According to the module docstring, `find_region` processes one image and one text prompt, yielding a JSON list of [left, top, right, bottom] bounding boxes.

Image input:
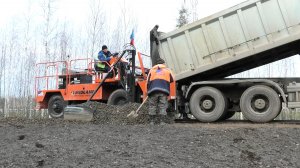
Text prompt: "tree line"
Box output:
[[0, 0, 140, 118]]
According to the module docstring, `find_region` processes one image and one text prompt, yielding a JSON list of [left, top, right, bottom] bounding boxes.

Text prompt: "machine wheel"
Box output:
[[189, 87, 227, 122], [48, 95, 67, 118], [240, 85, 281, 123], [107, 89, 129, 106]]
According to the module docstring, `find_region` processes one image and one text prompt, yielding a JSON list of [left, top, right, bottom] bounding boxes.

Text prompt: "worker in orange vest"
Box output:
[[147, 58, 174, 125]]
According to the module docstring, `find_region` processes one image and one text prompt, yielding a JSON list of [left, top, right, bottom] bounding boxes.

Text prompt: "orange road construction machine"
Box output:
[[34, 44, 176, 121]]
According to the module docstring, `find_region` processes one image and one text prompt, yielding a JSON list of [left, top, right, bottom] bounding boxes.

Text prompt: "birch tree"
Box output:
[[116, 0, 138, 49], [87, 0, 106, 58], [188, 0, 198, 22], [0, 33, 7, 116], [41, 0, 58, 61]]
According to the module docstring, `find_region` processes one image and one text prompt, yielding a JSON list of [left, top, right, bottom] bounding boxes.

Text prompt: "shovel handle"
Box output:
[[135, 96, 148, 114]]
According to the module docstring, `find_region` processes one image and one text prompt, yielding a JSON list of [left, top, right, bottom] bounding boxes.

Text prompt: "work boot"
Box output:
[[159, 115, 168, 126], [149, 115, 155, 125]]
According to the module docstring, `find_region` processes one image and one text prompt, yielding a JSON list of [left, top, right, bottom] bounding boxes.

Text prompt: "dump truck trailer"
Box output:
[[156, 0, 300, 122]]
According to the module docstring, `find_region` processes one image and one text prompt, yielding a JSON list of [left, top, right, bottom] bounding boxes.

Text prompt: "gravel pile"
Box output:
[[0, 101, 175, 125], [88, 101, 175, 125]]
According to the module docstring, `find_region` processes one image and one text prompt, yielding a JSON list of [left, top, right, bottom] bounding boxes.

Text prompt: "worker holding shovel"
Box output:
[[147, 58, 174, 125]]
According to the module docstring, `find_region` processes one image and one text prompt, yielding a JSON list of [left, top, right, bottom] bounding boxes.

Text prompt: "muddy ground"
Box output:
[[0, 101, 299, 167], [0, 117, 299, 168]]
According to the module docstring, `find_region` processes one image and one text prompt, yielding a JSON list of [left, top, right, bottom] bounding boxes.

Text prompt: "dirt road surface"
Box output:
[[0, 118, 299, 168]]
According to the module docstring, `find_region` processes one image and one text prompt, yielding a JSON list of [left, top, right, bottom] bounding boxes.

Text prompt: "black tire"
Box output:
[[107, 89, 129, 105], [189, 87, 228, 122], [48, 95, 67, 118], [240, 85, 281, 123]]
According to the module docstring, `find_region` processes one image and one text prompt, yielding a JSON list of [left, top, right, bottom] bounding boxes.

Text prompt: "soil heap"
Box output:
[[88, 101, 175, 125]]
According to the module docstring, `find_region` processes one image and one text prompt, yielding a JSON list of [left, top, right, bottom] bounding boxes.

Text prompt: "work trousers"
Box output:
[[148, 92, 168, 116]]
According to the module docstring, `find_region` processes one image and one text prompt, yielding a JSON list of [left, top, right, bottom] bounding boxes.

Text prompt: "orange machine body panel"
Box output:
[[35, 52, 175, 109]]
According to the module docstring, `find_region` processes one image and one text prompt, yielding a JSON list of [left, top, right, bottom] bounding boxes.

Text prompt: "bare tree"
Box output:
[[120, 0, 129, 45], [86, 0, 106, 59], [0, 33, 7, 116], [189, 0, 198, 22], [73, 28, 88, 59], [41, 0, 58, 61], [59, 22, 70, 60], [117, 0, 138, 48], [109, 18, 122, 51], [0, 21, 21, 117]]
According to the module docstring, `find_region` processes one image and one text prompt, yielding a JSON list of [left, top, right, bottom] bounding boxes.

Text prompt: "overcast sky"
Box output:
[[0, 0, 299, 79], [0, 0, 247, 32]]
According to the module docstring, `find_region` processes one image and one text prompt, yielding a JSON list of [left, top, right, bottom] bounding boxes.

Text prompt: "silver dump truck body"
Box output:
[[154, 0, 300, 123], [158, 0, 300, 82]]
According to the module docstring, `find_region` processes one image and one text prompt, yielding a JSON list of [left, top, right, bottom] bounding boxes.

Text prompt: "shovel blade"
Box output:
[[132, 113, 139, 118], [127, 110, 139, 118], [63, 105, 94, 122]]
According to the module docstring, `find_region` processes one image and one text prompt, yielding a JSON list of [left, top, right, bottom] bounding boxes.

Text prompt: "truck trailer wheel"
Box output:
[[189, 87, 227, 122], [240, 85, 281, 123], [48, 95, 67, 118], [107, 89, 129, 105]]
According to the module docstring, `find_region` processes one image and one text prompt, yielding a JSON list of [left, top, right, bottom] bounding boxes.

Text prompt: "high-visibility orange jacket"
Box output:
[[147, 64, 174, 96]]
